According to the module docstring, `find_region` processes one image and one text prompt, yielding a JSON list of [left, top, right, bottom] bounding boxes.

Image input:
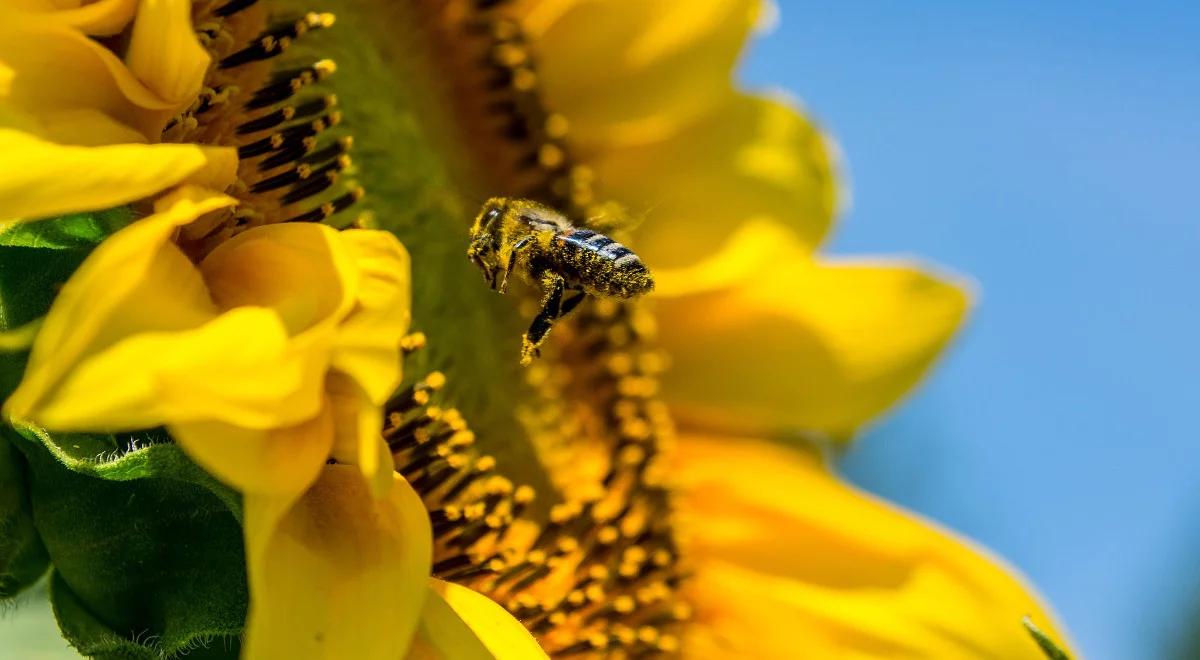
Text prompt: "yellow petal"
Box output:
[[6, 187, 321, 436], [0, 62, 12, 96], [200, 222, 358, 338], [527, 0, 763, 149], [20, 306, 305, 430], [0, 17, 182, 140], [243, 466, 432, 660], [27, 109, 151, 146], [327, 372, 392, 499], [408, 580, 549, 660], [124, 0, 210, 119], [331, 229, 412, 404], [596, 94, 838, 270], [671, 435, 1072, 658], [171, 402, 334, 497], [6, 187, 232, 423], [0, 129, 236, 222], [655, 221, 971, 439], [3, 0, 139, 35]]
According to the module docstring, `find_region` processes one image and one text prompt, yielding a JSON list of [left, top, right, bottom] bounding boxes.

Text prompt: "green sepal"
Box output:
[[1023, 616, 1071, 660], [0, 207, 134, 250], [12, 424, 241, 521], [0, 207, 132, 401], [51, 573, 240, 660], [0, 431, 49, 598], [0, 243, 93, 399], [19, 437, 247, 659]]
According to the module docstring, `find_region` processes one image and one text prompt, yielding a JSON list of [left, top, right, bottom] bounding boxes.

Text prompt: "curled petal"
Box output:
[[3, 0, 139, 35], [0, 129, 236, 222], [171, 404, 334, 498], [21, 306, 303, 431], [0, 18, 184, 140], [409, 579, 549, 659], [327, 372, 392, 499], [200, 222, 358, 338], [6, 187, 320, 434], [7, 187, 231, 424], [655, 221, 971, 439], [671, 435, 1072, 658], [331, 229, 412, 404], [243, 467, 432, 660], [527, 0, 763, 149], [125, 0, 210, 119], [597, 94, 838, 270]]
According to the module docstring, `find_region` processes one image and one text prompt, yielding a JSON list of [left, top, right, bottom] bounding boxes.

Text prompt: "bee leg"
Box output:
[[521, 271, 565, 365], [556, 289, 588, 319], [499, 236, 534, 294]]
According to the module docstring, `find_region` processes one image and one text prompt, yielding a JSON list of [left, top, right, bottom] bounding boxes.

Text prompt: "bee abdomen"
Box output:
[[554, 229, 653, 298]]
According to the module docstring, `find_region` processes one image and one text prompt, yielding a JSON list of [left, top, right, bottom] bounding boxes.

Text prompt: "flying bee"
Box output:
[[467, 197, 654, 365]]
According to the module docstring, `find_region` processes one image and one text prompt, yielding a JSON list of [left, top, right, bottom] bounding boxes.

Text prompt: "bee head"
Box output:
[[468, 198, 508, 287]]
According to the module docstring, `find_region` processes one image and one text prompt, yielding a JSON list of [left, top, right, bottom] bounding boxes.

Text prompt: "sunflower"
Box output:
[[0, 0, 1071, 658]]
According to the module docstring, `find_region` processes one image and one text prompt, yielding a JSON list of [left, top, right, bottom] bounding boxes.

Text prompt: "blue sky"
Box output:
[[740, 2, 1200, 658]]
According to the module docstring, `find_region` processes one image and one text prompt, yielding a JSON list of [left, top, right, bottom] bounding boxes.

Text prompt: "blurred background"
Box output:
[[740, 1, 1198, 658], [4, 1, 1197, 658]]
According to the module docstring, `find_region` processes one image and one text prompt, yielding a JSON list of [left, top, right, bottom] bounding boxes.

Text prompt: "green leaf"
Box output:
[[1023, 616, 1071, 660], [19, 438, 247, 659], [0, 207, 134, 250], [0, 431, 48, 598]]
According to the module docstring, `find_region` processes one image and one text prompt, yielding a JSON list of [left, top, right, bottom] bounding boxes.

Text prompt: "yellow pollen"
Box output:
[[544, 114, 569, 139], [492, 43, 527, 67], [424, 370, 447, 389], [514, 485, 536, 504], [512, 68, 538, 91], [658, 634, 680, 652], [587, 632, 609, 650], [538, 143, 565, 169], [637, 626, 659, 644]]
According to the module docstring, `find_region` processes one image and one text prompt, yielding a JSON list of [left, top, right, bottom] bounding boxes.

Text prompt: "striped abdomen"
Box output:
[[550, 229, 653, 298]]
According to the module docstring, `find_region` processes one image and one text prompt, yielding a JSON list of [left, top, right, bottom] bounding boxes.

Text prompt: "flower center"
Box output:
[[167, 1, 363, 249], [395, 331, 688, 656], [398, 2, 692, 653]]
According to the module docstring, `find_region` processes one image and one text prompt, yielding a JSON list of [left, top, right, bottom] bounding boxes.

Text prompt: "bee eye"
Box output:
[[483, 207, 501, 228]]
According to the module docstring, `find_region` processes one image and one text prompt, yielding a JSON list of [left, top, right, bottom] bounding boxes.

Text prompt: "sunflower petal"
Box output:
[[5, 186, 326, 438], [19, 306, 306, 430], [671, 435, 1072, 658], [331, 229, 412, 404], [243, 466, 432, 660], [408, 579, 549, 660], [6, 187, 232, 423], [528, 0, 763, 149], [171, 404, 334, 498], [200, 222, 358, 338], [0, 18, 182, 140], [0, 129, 236, 222], [326, 372, 392, 499], [124, 0, 210, 118], [655, 221, 971, 439], [5, 0, 139, 35], [596, 94, 838, 270]]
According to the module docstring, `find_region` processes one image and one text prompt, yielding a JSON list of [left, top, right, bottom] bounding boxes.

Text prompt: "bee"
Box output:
[[467, 197, 654, 365]]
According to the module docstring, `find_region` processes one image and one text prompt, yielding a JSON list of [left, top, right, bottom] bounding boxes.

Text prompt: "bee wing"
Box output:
[[582, 200, 650, 234]]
